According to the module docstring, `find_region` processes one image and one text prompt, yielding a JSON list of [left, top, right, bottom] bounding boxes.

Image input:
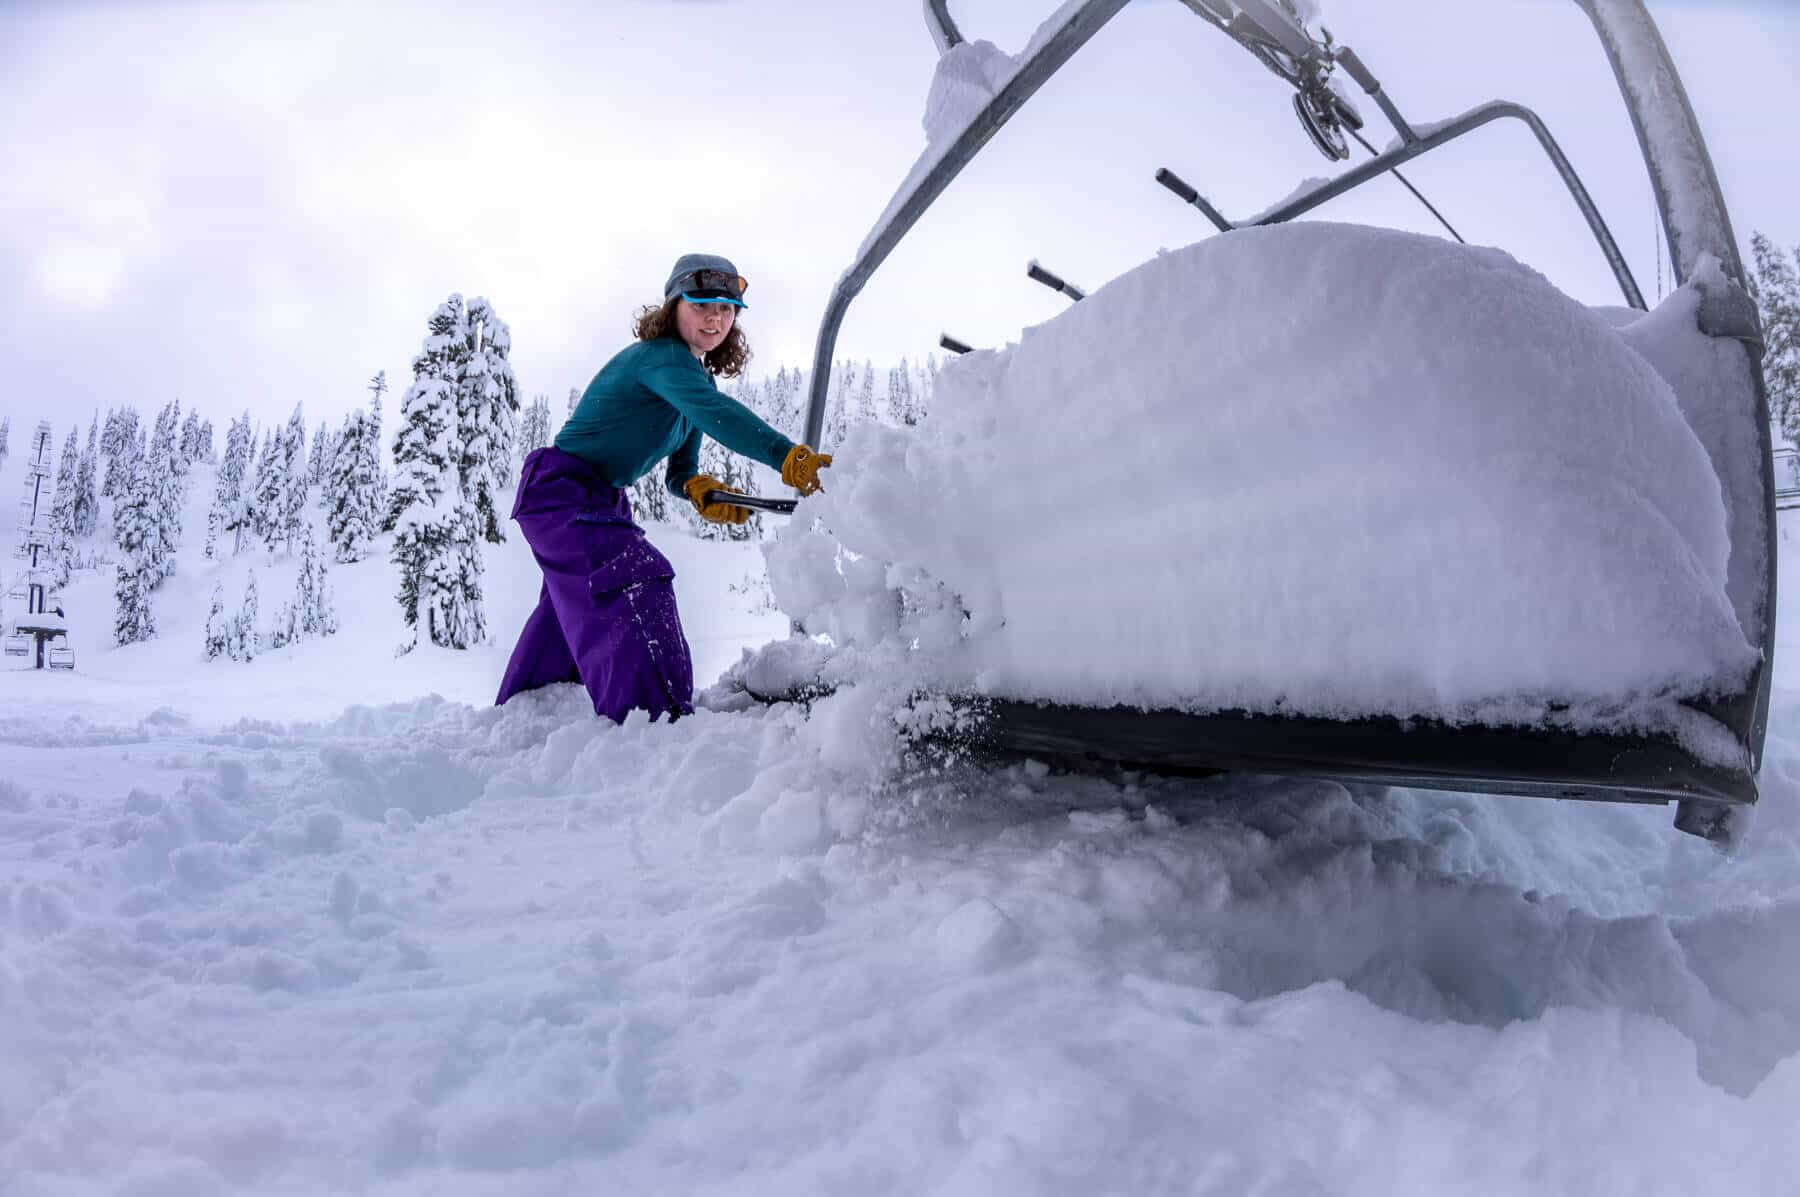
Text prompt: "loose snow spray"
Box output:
[[758, 223, 1755, 759]]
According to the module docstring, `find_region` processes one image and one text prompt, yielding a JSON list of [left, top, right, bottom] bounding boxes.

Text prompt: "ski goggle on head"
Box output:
[[675, 268, 749, 308]]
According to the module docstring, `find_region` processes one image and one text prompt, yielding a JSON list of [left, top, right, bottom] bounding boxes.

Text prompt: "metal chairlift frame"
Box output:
[[799, 0, 1776, 840]]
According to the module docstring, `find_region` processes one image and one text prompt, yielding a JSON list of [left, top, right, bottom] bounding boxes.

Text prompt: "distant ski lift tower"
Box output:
[[4, 420, 74, 670]]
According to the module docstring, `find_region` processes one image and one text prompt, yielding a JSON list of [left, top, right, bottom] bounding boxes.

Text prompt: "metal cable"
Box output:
[[1347, 127, 1465, 244]]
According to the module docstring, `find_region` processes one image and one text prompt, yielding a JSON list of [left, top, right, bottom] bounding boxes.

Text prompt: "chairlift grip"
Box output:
[[1155, 168, 1233, 232], [1334, 46, 1417, 143], [1027, 261, 1087, 301]]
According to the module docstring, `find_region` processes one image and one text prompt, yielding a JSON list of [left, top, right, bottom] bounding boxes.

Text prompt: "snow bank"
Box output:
[[7, 665, 1800, 1193], [767, 223, 1756, 744]]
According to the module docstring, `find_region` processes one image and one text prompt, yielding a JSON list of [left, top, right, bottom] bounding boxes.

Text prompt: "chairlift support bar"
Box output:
[[805, 0, 1133, 446], [1158, 101, 1640, 308]]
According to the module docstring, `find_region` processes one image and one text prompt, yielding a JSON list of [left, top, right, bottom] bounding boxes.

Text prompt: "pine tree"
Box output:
[[204, 583, 230, 661], [249, 428, 283, 551], [1750, 232, 1800, 446], [145, 400, 185, 582], [112, 456, 157, 645], [72, 416, 100, 539], [460, 296, 518, 544], [206, 414, 253, 560], [326, 409, 379, 563], [517, 394, 552, 465], [0, 416, 8, 471], [278, 406, 307, 552], [367, 371, 389, 519], [101, 407, 140, 501], [295, 522, 338, 638], [391, 298, 485, 651], [179, 409, 205, 463], [46, 427, 80, 585], [234, 571, 260, 662], [890, 357, 919, 426], [308, 420, 332, 490], [566, 386, 580, 419]]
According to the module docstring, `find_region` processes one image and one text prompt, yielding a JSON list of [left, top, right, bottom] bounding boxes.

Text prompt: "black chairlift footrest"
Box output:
[[940, 698, 1757, 811]]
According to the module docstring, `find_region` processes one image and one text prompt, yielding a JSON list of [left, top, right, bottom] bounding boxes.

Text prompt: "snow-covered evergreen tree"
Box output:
[[517, 394, 553, 465], [277, 406, 308, 552], [268, 599, 297, 651], [203, 583, 229, 661], [0, 417, 8, 471], [46, 427, 80, 585], [566, 386, 580, 419], [460, 296, 518, 544], [391, 298, 485, 651], [145, 400, 185, 582], [295, 522, 338, 638], [101, 407, 140, 501], [234, 571, 260, 662], [112, 457, 157, 645], [249, 428, 283, 551], [368, 370, 388, 516], [326, 409, 380, 562], [206, 413, 253, 560], [72, 416, 100, 539], [179, 409, 206, 464], [889, 357, 921, 426], [308, 420, 332, 490], [1751, 232, 1800, 445]]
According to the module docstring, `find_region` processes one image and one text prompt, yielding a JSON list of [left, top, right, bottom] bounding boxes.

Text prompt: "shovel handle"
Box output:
[[702, 489, 798, 515]]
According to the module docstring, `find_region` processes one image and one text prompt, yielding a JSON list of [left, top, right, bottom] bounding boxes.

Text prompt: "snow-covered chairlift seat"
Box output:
[[796, 0, 1774, 840]]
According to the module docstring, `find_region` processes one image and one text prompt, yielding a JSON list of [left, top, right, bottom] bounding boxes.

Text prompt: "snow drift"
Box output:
[[765, 223, 1756, 743]]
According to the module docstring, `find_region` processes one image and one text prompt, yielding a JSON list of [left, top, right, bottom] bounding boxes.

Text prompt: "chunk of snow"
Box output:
[[770, 223, 1755, 750]]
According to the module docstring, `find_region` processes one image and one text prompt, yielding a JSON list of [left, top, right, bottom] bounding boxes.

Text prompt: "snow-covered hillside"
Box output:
[[4, 445, 1800, 1193]]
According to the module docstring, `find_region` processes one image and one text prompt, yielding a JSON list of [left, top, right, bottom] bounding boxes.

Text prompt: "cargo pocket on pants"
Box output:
[[588, 538, 687, 714]]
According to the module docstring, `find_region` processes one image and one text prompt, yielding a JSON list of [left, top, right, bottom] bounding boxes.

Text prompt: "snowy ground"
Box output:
[[4, 460, 1800, 1194]]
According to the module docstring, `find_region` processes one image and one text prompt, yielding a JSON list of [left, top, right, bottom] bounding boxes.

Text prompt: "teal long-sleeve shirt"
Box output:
[[554, 338, 793, 497]]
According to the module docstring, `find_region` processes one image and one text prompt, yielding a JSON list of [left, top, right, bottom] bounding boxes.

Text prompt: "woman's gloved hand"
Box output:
[[683, 474, 751, 525], [781, 444, 833, 496]]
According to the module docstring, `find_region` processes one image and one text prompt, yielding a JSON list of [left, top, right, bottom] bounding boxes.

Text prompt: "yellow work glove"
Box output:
[[781, 444, 833, 496], [683, 474, 751, 525]]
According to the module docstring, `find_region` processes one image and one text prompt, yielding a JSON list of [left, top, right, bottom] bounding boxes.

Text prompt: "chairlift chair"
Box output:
[[46, 636, 74, 671], [797, 0, 1775, 841]]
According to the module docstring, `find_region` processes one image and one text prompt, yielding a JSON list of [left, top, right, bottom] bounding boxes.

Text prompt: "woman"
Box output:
[[495, 253, 831, 722]]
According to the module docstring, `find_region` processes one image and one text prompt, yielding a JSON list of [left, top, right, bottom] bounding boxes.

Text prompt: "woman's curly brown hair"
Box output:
[[633, 297, 752, 378]]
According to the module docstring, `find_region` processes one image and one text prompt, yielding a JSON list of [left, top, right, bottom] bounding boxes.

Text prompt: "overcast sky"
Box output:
[[2, 0, 1796, 442]]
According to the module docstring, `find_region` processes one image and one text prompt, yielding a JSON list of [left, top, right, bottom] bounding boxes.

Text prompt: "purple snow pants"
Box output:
[[495, 447, 694, 722]]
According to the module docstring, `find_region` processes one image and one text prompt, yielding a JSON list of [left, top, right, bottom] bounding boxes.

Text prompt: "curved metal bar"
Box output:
[[924, 0, 964, 52], [805, 0, 1133, 447], [1574, 0, 1775, 776], [1246, 99, 1646, 311]]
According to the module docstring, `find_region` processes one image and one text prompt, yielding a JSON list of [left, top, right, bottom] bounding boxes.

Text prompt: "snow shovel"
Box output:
[[702, 489, 798, 515]]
